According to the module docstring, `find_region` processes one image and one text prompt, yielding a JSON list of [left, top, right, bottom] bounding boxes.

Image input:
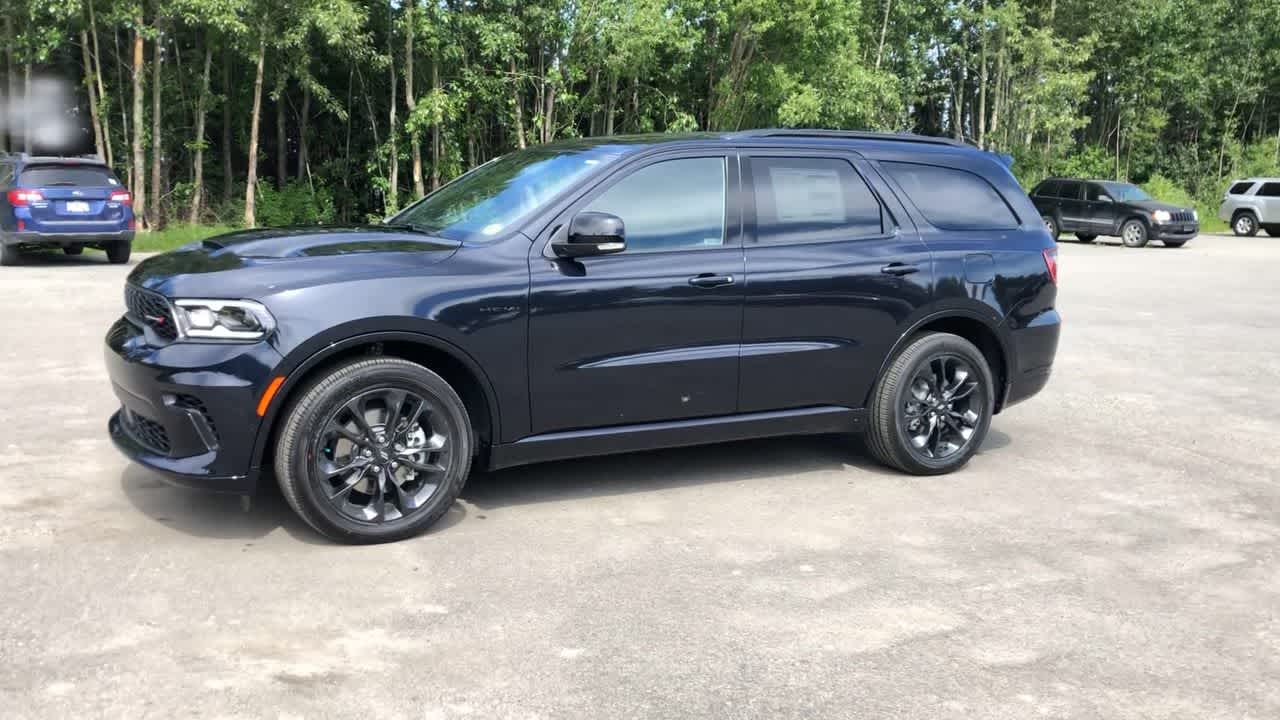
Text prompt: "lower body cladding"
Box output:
[[2, 229, 134, 249], [105, 316, 282, 493]]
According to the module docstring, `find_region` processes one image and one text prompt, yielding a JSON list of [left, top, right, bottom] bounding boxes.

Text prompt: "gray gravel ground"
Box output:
[[0, 233, 1277, 719]]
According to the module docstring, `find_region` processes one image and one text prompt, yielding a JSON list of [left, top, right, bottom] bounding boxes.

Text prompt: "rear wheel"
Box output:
[[865, 332, 994, 475], [1075, 233, 1097, 243], [0, 244, 21, 266], [274, 357, 474, 544], [1232, 212, 1259, 237], [105, 241, 131, 264], [1120, 219, 1149, 248], [1042, 215, 1060, 242]]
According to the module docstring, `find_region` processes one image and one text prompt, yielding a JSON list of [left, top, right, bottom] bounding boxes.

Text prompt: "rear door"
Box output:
[[18, 163, 128, 233], [1257, 181, 1280, 223], [1056, 180, 1085, 231], [738, 150, 931, 413]]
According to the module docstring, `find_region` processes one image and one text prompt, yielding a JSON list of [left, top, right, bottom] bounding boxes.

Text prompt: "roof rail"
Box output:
[[726, 128, 966, 148]]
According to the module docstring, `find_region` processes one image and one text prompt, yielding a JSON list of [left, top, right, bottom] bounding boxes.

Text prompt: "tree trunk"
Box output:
[[87, 0, 113, 166], [130, 22, 146, 226], [976, 0, 988, 149], [605, 73, 616, 135], [388, 50, 399, 213], [188, 44, 212, 225], [1, 12, 12, 153], [431, 62, 441, 190], [79, 30, 105, 160], [875, 0, 892, 70], [22, 64, 30, 153], [404, 0, 424, 199], [274, 74, 287, 188], [989, 41, 1004, 147], [149, 26, 163, 229], [222, 49, 234, 203], [244, 36, 265, 228], [511, 58, 526, 149], [297, 84, 310, 181]]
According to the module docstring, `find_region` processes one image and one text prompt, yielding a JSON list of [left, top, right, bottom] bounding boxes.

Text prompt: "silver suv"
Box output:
[[1218, 179, 1280, 236]]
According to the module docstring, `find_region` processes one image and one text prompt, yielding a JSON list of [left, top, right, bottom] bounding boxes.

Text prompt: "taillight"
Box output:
[[109, 190, 132, 205], [6, 189, 45, 207], [1042, 247, 1058, 285]]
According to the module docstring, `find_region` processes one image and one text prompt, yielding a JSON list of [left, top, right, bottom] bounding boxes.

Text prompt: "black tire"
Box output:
[[864, 332, 995, 476], [1042, 215, 1060, 242], [105, 241, 131, 264], [1232, 212, 1259, 237], [63, 245, 84, 255], [1264, 225, 1280, 237], [1162, 239, 1189, 248], [274, 357, 473, 544], [0, 243, 21, 266], [1120, 218, 1149, 248], [1075, 233, 1097, 243]]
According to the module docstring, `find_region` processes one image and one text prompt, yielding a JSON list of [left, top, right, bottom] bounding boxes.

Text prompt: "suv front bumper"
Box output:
[[1150, 222, 1198, 241], [104, 316, 282, 493]]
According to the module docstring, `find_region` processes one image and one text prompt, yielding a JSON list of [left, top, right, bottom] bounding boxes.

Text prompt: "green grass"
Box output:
[[132, 224, 239, 253]]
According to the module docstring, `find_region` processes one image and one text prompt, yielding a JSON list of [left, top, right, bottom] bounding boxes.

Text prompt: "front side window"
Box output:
[[751, 156, 884, 243], [1100, 182, 1152, 203], [1086, 184, 1111, 202], [881, 162, 1019, 230], [390, 145, 623, 242], [1228, 181, 1256, 196], [1258, 182, 1280, 197], [583, 157, 726, 252]]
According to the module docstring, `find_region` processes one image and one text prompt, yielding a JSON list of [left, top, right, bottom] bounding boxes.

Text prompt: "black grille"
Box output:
[[122, 408, 171, 455], [171, 393, 219, 447], [1170, 210, 1196, 223], [124, 285, 178, 341]]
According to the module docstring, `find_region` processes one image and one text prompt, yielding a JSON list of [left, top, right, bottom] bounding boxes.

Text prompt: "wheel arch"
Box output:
[[250, 329, 502, 479], [871, 310, 1013, 414]]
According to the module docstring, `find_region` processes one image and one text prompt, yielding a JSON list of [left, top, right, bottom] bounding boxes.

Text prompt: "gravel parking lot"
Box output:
[[1, 234, 1277, 719]]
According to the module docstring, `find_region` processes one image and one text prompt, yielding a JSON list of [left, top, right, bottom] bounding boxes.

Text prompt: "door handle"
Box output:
[[688, 274, 735, 288], [880, 263, 919, 277]]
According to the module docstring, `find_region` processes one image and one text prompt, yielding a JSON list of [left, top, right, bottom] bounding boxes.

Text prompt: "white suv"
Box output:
[[1219, 179, 1280, 236]]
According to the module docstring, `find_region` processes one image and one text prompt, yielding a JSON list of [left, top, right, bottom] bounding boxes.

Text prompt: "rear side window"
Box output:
[[1035, 180, 1061, 198], [1258, 182, 1280, 197], [0, 163, 13, 187], [881, 162, 1020, 230], [18, 164, 120, 187], [1228, 181, 1256, 195], [750, 156, 884, 243]]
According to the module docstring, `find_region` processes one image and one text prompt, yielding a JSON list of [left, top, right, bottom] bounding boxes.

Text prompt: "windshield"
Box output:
[[1102, 182, 1151, 203], [388, 146, 622, 241]]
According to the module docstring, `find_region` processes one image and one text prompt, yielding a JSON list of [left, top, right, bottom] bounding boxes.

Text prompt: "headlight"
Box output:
[[1192, 210, 1199, 221], [172, 299, 276, 340], [1152, 210, 1172, 223]]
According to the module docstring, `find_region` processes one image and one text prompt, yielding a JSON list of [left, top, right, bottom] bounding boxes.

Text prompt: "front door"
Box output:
[[1084, 183, 1118, 233], [738, 152, 933, 413], [527, 153, 745, 434]]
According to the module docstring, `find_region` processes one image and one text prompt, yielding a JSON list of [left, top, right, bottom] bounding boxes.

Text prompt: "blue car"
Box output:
[[0, 153, 135, 265]]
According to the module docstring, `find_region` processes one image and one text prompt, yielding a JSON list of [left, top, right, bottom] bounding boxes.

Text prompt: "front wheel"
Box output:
[[1042, 215, 1060, 242], [1075, 233, 1097, 243], [1163, 239, 1189, 248], [864, 332, 995, 475], [0, 244, 20, 266], [1263, 225, 1280, 237], [274, 357, 474, 544], [1120, 219, 1149, 248]]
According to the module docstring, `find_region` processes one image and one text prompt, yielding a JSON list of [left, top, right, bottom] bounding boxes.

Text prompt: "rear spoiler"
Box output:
[[990, 151, 1014, 168]]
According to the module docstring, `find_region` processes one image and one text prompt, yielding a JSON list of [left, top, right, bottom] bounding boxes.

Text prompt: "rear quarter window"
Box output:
[[881, 161, 1020, 230], [18, 164, 120, 187], [1228, 181, 1256, 195]]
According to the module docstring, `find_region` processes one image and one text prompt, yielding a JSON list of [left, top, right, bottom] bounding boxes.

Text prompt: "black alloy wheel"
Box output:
[[899, 354, 985, 461]]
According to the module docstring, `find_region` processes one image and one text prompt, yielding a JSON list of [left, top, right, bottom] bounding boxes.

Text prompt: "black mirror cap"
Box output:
[[553, 212, 626, 257]]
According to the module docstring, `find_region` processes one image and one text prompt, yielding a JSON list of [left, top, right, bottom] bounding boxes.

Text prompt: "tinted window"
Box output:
[[1258, 182, 1280, 197], [584, 157, 726, 252], [751, 157, 883, 243], [1086, 184, 1111, 202], [1057, 181, 1082, 200], [0, 163, 13, 187], [1035, 180, 1061, 198], [881, 162, 1019, 230], [19, 164, 120, 187], [1228, 181, 1256, 196]]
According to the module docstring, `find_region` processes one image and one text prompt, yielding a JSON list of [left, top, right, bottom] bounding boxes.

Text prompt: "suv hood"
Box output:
[[128, 226, 461, 298], [1127, 199, 1193, 214]]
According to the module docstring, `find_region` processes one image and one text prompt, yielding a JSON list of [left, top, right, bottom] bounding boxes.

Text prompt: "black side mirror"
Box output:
[[551, 212, 626, 258]]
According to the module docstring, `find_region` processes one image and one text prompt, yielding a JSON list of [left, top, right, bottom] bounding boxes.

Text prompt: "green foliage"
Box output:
[[133, 224, 239, 252], [254, 180, 335, 227]]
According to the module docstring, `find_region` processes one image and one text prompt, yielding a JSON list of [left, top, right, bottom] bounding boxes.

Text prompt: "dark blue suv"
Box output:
[[0, 154, 135, 265], [104, 130, 1060, 544]]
